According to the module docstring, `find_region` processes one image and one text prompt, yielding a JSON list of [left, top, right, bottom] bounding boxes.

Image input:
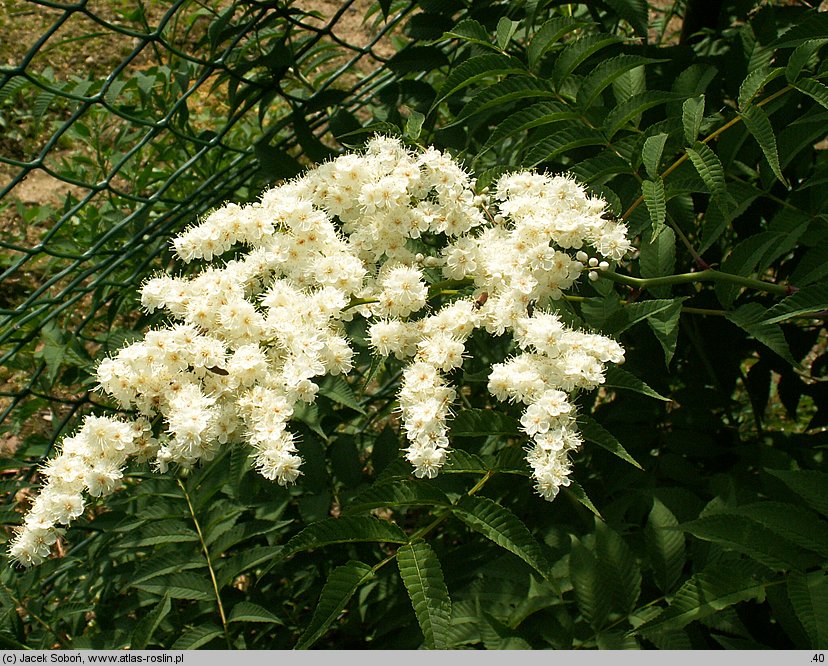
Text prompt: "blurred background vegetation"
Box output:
[[0, 0, 826, 650]]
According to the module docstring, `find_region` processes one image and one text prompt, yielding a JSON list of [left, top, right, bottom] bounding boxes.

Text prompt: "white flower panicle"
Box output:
[[11, 137, 630, 566]]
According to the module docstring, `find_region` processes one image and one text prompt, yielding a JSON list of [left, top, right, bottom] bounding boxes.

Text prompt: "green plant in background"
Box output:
[[1, 0, 827, 651]]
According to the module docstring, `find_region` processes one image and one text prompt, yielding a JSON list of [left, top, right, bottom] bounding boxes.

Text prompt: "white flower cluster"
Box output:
[[10, 137, 630, 566]]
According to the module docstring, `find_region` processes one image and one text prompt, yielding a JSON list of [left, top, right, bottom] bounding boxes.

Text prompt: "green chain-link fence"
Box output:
[[0, 0, 418, 456]]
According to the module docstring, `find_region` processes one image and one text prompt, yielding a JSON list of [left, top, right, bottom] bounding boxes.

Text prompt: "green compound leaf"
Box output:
[[397, 542, 452, 649], [440, 19, 496, 50], [404, 110, 425, 141], [766, 469, 828, 518], [726, 303, 798, 366], [496, 17, 518, 50], [131, 573, 214, 601], [682, 95, 705, 145], [285, 516, 408, 556], [577, 55, 665, 108], [762, 283, 828, 324], [645, 499, 685, 594], [228, 601, 283, 625], [525, 126, 606, 166], [715, 230, 791, 308], [480, 101, 579, 155], [603, 365, 669, 402], [569, 150, 632, 183], [171, 624, 223, 650], [738, 66, 784, 110], [131, 594, 171, 649], [296, 561, 374, 649], [527, 16, 591, 70], [727, 502, 828, 556], [641, 178, 666, 238], [635, 562, 768, 636], [570, 537, 610, 629], [578, 414, 642, 469], [680, 513, 820, 571], [595, 520, 641, 614], [318, 375, 365, 413], [642, 132, 669, 180], [553, 33, 624, 85], [564, 480, 602, 518], [452, 495, 552, 579], [432, 54, 525, 107], [794, 77, 828, 111], [445, 77, 556, 128], [602, 298, 680, 335], [791, 244, 828, 286], [685, 141, 726, 194], [442, 448, 490, 474], [639, 225, 676, 291], [345, 480, 451, 514], [786, 39, 828, 84], [604, 91, 683, 138], [647, 297, 687, 366], [130, 552, 206, 586], [741, 105, 786, 184], [787, 571, 828, 649], [450, 408, 521, 438]]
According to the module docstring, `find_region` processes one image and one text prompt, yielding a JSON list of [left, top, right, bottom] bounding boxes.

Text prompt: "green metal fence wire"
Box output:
[[0, 0, 418, 454]]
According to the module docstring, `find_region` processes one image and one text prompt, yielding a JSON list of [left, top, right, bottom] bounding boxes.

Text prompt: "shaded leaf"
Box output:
[[564, 480, 603, 518], [738, 66, 784, 110], [131, 595, 171, 649], [131, 573, 214, 601], [741, 105, 786, 184], [766, 469, 828, 518], [480, 101, 578, 155], [603, 365, 669, 401], [433, 54, 525, 107], [645, 499, 685, 593], [647, 298, 686, 366], [596, 520, 641, 614], [763, 283, 828, 324], [296, 561, 374, 649], [452, 495, 552, 579], [446, 77, 556, 127], [726, 303, 797, 366], [171, 624, 223, 650], [578, 414, 642, 469], [787, 571, 828, 649], [318, 375, 365, 413], [578, 55, 665, 108], [346, 480, 450, 513], [527, 16, 590, 69], [441, 19, 495, 50], [682, 95, 705, 145], [450, 409, 521, 438], [525, 126, 606, 166], [681, 513, 819, 570], [642, 132, 668, 180], [794, 77, 828, 110], [686, 142, 725, 194], [553, 33, 624, 85], [605, 91, 683, 138], [636, 562, 767, 635], [285, 516, 408, 556], [228, 601, 283, 624], [642, 178, 666, 238], [570, 537, 610, 629], [603, 298, 679, 335], [397, 542, 452, 649]]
